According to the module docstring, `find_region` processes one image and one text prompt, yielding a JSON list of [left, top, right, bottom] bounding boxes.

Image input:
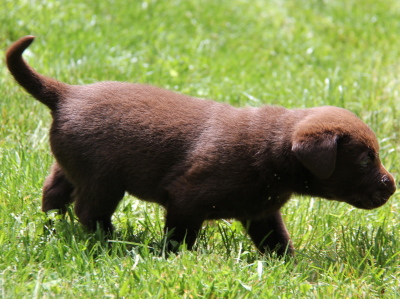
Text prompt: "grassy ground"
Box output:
[[1, 0, 400, 297]]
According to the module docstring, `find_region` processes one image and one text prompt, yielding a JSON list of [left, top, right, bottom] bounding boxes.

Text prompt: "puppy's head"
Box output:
[[292, 107, 396, 209]]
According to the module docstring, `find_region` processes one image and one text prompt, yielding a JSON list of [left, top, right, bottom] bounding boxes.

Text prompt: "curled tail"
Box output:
[[6, 36, 68, 111]]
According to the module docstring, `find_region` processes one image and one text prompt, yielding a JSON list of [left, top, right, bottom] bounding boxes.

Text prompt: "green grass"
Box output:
[[1, 0, 400, 297]]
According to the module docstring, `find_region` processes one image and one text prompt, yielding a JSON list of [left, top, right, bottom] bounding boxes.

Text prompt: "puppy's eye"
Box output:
[[359, 156, 372, 168]]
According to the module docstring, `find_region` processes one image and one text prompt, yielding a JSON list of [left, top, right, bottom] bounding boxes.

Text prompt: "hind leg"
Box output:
[[42, 162, 75, 214], [73, 182, 125, 233]]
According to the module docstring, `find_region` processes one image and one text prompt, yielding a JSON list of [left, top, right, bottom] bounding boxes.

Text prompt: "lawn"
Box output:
[[1, 0, 399, 297]]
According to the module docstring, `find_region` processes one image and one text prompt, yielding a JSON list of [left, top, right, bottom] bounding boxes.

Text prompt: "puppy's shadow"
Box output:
[[108, 229, 166, 257]]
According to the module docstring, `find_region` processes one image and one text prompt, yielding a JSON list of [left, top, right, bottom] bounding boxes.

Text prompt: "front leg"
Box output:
[[164, 206, 205, 252], [241, 210, 294, 256]]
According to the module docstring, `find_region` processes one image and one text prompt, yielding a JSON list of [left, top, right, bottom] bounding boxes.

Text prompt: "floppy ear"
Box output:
[[292, 133, 338, 179]]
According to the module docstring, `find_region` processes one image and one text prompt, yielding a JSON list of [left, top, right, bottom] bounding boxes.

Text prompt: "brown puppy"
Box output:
[[6, 36, 396, 256]]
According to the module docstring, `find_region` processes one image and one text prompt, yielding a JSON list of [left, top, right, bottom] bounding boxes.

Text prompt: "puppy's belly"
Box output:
[[211, 207, 274, 221], [125, 188, 170, 207], [164, 190, 291, 221]]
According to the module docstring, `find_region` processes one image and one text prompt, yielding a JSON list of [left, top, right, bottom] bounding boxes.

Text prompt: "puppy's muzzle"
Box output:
[[368, 174, 396, 209], [349, 172, 396, 210]]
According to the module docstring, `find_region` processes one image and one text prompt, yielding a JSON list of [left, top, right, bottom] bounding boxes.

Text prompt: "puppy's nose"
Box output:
[[381, 174, 396, 195]]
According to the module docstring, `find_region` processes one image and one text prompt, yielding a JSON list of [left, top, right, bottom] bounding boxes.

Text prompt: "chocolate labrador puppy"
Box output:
[[6, 36, 396, 256]]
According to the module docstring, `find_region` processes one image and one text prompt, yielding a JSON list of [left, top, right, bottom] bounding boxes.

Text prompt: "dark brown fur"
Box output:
[[6, 36, 396, 256]]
